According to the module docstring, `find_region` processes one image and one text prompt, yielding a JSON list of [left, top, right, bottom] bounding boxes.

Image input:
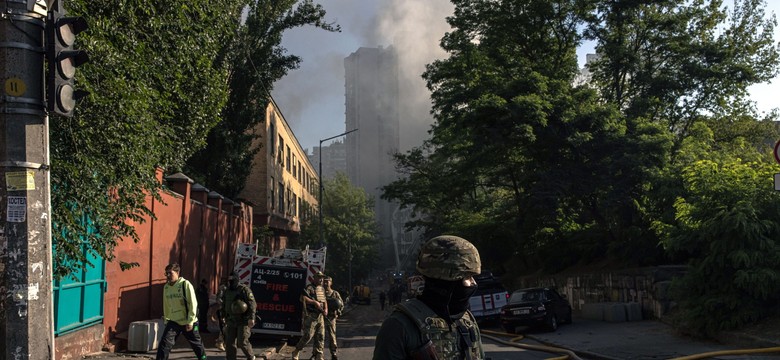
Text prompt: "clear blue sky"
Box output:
[[272, 0, 780, 153]]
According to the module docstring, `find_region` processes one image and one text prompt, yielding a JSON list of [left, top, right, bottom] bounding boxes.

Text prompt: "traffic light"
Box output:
[[45, 4, 88, 117]]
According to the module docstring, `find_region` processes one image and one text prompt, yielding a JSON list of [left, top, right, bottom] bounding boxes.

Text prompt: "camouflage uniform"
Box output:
[[215, 282, 227, 351], [373, 235, 485, 360], [292, 275, 327, 360], [222, 281, 256, 360], [323, 279, 344, 359]]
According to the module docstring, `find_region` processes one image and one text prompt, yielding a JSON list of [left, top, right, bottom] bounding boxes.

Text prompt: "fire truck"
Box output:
[[234, 243, 326, 336]]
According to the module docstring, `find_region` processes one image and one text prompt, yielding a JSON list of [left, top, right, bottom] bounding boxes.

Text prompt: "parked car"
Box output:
[[500, 287, 572, 333]]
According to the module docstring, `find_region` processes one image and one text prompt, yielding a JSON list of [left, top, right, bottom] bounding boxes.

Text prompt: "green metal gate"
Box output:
[[52, 216, 106, 336]]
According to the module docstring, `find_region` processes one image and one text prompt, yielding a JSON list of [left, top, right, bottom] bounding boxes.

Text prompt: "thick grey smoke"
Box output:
[[272, 0, 453, 153], [376, 0, 453, 151]]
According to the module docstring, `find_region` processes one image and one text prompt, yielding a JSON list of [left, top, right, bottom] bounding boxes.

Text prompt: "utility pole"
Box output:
[[0, 0, 54, 359], [318, 128, 357, 248]]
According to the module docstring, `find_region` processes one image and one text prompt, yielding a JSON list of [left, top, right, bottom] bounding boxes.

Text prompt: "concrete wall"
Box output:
[[55, 323, 104, 360], [513, 265, 687, 320], [54, 169, 253, 359]]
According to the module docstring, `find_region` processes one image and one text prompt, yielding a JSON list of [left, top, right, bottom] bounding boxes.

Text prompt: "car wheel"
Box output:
[[546, 315, 558, 332], [503, 324, 517, 334]]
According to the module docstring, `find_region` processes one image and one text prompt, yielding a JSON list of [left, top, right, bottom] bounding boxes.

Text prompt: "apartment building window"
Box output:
[[278, 182, 285, 214], [270, 177, 275, 209], [278, 136, 284, 164], [298, 161, 302, 183], [292, 154, 297, 179], [286, 188, 291, 215], [286, 145, 291, 172], [292, 193, 298, 217], [269, 123, 276, 156]]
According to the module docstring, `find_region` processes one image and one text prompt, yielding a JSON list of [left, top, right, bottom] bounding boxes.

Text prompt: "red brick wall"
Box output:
[[56, 169, 253, 357]]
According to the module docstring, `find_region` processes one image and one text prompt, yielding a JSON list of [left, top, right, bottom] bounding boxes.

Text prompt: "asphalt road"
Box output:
[[85, 297, 780, 359]]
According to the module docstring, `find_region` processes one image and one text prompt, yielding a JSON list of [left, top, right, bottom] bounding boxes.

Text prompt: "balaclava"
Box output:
[[228, 272, 239, 290], [418, 276, 478, 324]]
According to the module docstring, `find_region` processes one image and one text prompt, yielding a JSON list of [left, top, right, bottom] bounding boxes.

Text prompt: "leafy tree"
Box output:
[[662, 153, 780, 336], [183, 0, 340, 198], [585, 0, 780, 331], [51, 0, 242, 277], [385, 0, 672, 271], [584, 0, 779, 152], [300, 173, 379, 293]]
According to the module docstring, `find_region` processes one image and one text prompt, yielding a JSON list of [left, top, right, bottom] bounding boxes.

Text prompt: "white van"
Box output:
[[469, 271, 509, 320]]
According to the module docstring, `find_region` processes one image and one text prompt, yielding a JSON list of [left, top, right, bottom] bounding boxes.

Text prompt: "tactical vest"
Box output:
[[315, 285, 326, 303], [396, 298, 484, 360], [305, 284, 327, 314]]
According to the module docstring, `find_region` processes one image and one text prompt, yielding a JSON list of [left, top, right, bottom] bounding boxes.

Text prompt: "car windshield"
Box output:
[[510, 290, 543, 303]]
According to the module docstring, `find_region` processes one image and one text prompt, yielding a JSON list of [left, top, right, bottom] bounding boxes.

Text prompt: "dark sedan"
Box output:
[[499, 287, 572, 333]]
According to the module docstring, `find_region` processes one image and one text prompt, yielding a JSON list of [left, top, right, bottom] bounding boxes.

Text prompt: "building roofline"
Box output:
[[267, 94, 318, 174]]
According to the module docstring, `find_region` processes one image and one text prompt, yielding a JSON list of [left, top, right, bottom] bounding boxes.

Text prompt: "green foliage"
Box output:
[[51, 0, 238, 278], [663, 156, 780, 336], [183, 0, 340, 198], [253, 225, 274, 256], [316, 173, 380, 292], [585, 0, 779, 148]]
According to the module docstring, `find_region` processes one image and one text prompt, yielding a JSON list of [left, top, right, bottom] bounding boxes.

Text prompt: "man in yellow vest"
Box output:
[[156, 263, 207, 360]]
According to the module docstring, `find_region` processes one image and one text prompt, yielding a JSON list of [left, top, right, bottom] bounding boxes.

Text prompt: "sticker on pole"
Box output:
[[6, 196, 26, 223], [5, 171, 35, 191]]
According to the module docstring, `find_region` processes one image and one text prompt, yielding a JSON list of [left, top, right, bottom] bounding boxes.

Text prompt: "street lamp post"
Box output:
[[318, 128, 358, 248]]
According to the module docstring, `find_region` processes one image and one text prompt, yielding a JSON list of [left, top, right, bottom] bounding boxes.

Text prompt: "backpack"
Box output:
[[180, 279, 198, 318]]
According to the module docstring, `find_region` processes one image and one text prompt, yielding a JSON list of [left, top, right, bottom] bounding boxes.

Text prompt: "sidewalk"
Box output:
[[524, 318, 780, 360], [84, 304, 360, 360], [83, 331, 283, 359]]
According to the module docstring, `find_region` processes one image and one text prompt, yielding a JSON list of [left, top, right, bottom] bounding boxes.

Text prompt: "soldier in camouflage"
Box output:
[[292, 272, 328, 360], [373, 235, 485, 360], [322, 276, 344, 360], [222, 271, 257, 360]]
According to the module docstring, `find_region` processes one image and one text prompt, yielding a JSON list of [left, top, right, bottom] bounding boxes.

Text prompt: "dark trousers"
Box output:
[[198, 306, 210, 332], [225, 321, 254, 359], [155, 321, 207, 360]]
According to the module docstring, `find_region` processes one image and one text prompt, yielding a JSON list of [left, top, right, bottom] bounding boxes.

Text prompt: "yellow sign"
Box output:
[[4, 78, 26, 97], [5, 171, 35, 191]]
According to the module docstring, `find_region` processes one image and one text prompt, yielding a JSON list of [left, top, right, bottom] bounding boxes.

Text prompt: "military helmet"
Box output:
[[327, 297, 343, 312], [231, 299, 249, 314], [416, 235, 481, 281]]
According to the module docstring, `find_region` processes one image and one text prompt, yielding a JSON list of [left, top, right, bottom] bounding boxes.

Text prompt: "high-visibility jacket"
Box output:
[[163, 277, 198, 326]]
